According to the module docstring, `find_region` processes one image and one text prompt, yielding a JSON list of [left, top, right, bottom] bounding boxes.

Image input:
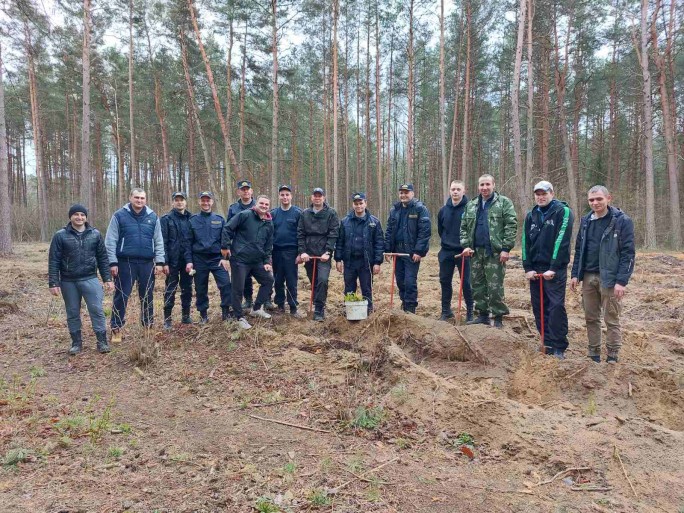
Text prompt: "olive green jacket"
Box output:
[[460, 192, 518, 253]]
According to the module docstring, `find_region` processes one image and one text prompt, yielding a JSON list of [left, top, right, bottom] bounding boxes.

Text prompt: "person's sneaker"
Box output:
[[110, 328, 122, 344], [96, 331, 111, 353], [588, 355, 601, 363], [493, 316, 504, 329], [249, 307, 272, 319], [163, 318, 173, 331], [553, 349, 566, 360], [467, 314, 490, 326], [606, 355, 618, 364], [264, 300, 275, 311], [290, 309, 306, 319], [237, 317, 252, 330], [440, 310, 455, 321], [69, 331, 82, 356], [181, 314, 193, 324], [313, 311, 325, 322], [199, 311, 209, 325], [241, 299, 253, 310]]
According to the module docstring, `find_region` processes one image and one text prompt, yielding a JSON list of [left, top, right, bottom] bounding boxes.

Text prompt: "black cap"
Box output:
[[279, 184, 292, 192], [236, 180, 252, 189], [398, 183, 414, 191], [172, 191, 187, 199], [68, 204, 88, 218], [198, 191, 214, 199], [351, 192, 366, 201], [312, 187, 326, 195]]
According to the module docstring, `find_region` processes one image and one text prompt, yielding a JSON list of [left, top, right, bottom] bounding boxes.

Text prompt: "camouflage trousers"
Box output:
[[470, 251, 509, 317]]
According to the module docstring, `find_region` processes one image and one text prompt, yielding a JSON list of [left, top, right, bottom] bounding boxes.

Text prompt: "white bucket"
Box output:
[[344, 300, 368, 321]]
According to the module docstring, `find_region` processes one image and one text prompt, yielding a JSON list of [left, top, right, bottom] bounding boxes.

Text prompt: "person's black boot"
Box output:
[[69, 331, 83, 355], [313, 309, 325, 322], [95, 331, 110, 353], [181, 309, 193, 324], [405, 305, 417, 314], [467, 313, 490, 326], [466, 305, 474, 323], [440, 309, 455, 321], [199, 310, 209, 324], [241, 298, 253, 310], [493, 316, 504, 329], [222, 307, 231, 321]]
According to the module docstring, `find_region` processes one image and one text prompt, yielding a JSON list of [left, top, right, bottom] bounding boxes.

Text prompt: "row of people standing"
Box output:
[[48, 175, 634, 364]]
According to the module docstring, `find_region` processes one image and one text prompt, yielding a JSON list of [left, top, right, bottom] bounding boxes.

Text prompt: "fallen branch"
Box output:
[[340, 467, 392, 485], [571, 486, 613, 492], [329, 456, 400, 494], [532, 467, 591, 487], [454, 327, 489, 365], [613, 445, 638, 498], [247, 414, 331, 434], [565, 366, 587, 380]]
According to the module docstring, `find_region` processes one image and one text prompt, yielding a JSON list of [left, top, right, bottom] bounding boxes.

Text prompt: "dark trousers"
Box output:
[[243, 271, 254, 302], [395, 256, 420, 309], [438, 249, 473, 312], [305, 259, 331, 313], [163, 265, 193, 317], [231, 260, 274, 318], [530, 268, 569, 353], [194, 254, 231, 313], [111, 258, 155, 329], [273, 247, 299, 310], [343, 258, 374, 310]]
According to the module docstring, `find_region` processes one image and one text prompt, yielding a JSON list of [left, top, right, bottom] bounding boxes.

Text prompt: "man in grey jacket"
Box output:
[[105, 188, 168, 342]]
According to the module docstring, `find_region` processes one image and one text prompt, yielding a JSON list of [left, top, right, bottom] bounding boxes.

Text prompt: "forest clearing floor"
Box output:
[[1, 243, 683, 513]]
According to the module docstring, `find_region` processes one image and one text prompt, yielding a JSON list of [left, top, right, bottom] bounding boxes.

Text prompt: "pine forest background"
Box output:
[[0, 0, 682, 251]]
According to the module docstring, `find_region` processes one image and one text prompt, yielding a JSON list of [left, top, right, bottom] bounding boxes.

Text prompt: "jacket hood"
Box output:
[[444, 195, 469, 208], [533, 199, 566, 215]]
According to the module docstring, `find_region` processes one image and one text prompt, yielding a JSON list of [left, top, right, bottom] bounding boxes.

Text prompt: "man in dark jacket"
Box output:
[[571, 185, 635, 363], [384, 183, 431, 314], [522, 181, 574, 359], [185, 191, 232, 324], [227, 179, 257, 309], [49, 204, 114, 355], [160, 191, 193, 329], [222, 195, 275, 330], [105, 188, 168, 342], [271, 185, 305, 318], [335, 193, 384, 315], [297, 188, 340, 321], [438, 180, 473, 322]]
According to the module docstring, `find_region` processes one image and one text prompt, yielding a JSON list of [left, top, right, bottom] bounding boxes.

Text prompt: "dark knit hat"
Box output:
[[68, 204, 88, 218]]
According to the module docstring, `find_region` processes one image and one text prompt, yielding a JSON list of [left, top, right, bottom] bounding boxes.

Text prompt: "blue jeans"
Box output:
[[61, 278, 106, 334], [111, 258, 155, 329]]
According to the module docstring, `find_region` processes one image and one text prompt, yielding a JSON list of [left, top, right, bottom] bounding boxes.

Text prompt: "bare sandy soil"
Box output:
[[1, 243, 682, 513]]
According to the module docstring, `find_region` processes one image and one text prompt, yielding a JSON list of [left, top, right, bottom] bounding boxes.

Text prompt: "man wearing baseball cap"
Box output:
[[227, 179, 257, 310], [297, 187, 340, 321], [271, 184, 305, 318], [335, 193, 384, 315], [160, 192, 194, 328], [185, 192, 232, 323], [49, 204, 114, 354], [522, 181, 574, 358], [384, 183, 431, 314]]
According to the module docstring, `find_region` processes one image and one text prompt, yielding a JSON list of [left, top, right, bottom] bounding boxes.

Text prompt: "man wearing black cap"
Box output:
[[384, 184, 431, 314], [522, 181, 574, 358], [185, 192, 232, 323], [227, 180, 257, 309], [297, 187, 340, 321], [160, 192, 193, 329], [105, 188, 168, 342], [335, 193, 384, 315], [271, 185, 305, 318], [49, 204, 114, 354]]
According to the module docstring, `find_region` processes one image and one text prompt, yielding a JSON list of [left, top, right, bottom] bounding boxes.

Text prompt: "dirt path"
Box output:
[[1, 244, 682, 512]]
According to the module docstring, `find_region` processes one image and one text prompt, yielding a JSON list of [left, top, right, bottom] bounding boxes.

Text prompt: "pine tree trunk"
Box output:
[[524, 0, 534, 202], [406, 0, 415, 182], [239, 21, 247, 168], [0, 40, 12, 254], [81, 0, 92, 213], [512, 0, 527, 210], [460, 0, 472, 183], [639, 0, 656, 248], [331, 0, 339, 210], [439, 0, 447, 197], [271, 0, 279, 197], [374, 0, 383, 221], [364, 0, 371, 194], [128, 0, 136, 189]]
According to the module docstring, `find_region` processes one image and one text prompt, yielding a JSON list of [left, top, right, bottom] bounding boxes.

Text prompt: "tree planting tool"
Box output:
[[536, 273, 545, 354], [383, 253, 411, 309], [454, 252, 468, 325], [307, 256, 323, 314]]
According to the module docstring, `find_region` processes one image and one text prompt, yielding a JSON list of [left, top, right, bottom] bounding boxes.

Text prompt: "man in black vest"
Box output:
[[105, 188, 168, 342], [384, 184, 431, 314], [160, 191, 193, 329]]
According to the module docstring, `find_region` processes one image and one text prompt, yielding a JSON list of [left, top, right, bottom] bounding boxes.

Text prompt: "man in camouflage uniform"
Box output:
[[461, 174, 517, 328]]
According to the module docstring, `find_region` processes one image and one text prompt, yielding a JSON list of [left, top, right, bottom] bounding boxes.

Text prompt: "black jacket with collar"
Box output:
[[48, 223, 111, 287]]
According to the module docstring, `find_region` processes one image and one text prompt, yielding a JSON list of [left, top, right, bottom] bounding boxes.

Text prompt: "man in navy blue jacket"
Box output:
[[384, 183, 431, 314], [437, 180, 473, 322], [105, 189, 168, 342], [271, 185, 304, 318], [185, 191, 232, 324], [571, 185, 635, 363], [227, 180, 256, 309], [335, 193, 384, 315], [522, 181, 574, 359], [160, 191, 193, 329]]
